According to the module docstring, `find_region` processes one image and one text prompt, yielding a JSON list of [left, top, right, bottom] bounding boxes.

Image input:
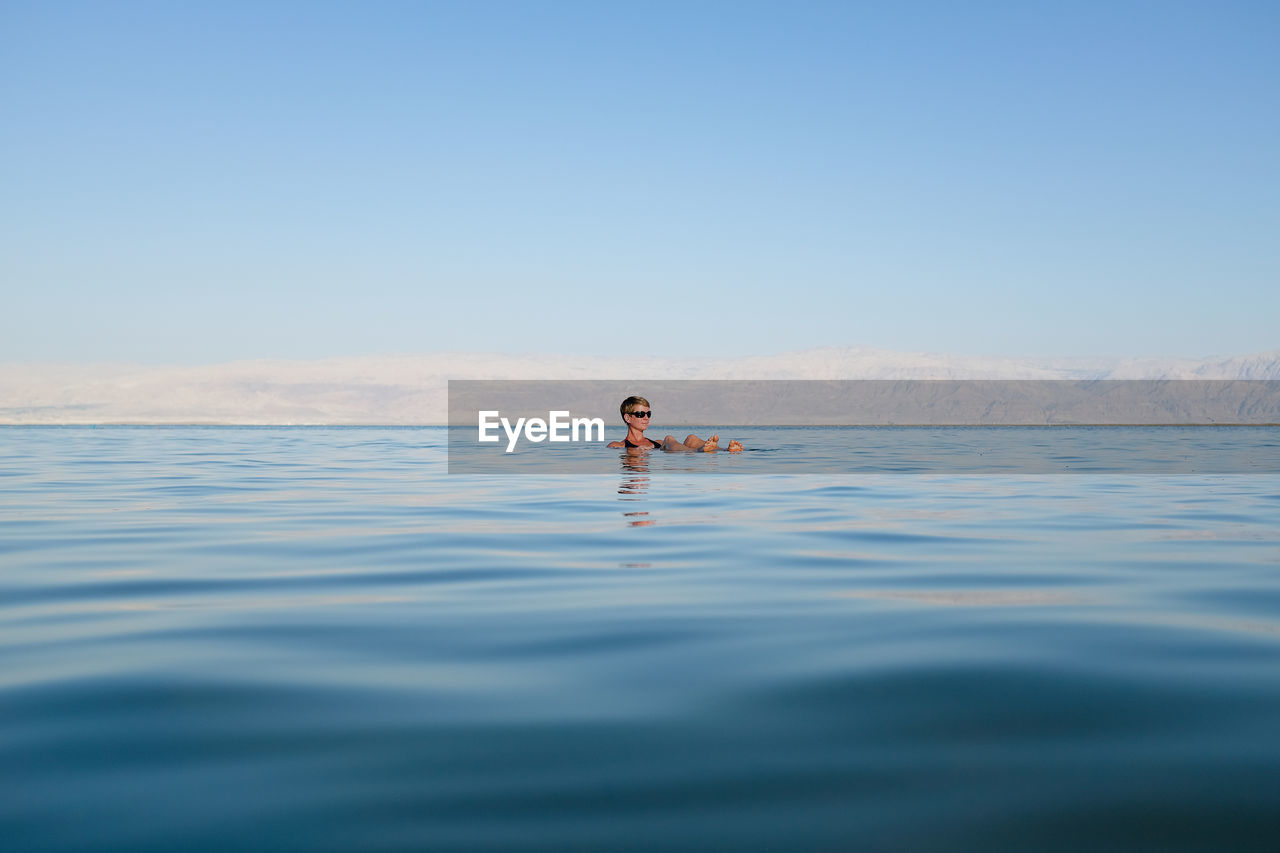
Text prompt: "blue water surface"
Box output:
[[2, 427, 1278, 851]]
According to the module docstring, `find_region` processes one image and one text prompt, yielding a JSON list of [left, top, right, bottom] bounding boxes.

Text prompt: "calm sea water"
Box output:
[[2, 426, 1279, 851]]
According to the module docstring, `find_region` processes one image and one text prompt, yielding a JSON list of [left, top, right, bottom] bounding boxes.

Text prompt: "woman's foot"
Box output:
[[727, 440, 743, 452], [699, 434, 720, 452]]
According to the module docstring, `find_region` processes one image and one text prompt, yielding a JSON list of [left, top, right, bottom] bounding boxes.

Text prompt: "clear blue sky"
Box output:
[[3, 0, 1277, 363]]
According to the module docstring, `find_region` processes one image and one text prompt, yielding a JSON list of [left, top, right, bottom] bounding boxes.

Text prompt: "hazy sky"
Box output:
[[3, 1, 1277, 364]]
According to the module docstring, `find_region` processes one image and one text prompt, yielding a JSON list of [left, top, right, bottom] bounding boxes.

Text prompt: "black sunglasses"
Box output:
[[627, 410, 653, 418]]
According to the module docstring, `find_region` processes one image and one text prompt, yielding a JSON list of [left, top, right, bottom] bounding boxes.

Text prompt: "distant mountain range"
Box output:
[[2, 347, 1278, 424]]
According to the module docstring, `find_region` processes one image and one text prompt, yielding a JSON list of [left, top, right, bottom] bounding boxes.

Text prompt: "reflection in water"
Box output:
[[618, 451, 654, 525]]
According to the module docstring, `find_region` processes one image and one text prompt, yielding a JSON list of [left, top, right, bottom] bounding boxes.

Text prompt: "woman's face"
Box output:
[[625, 406, 652, 431]]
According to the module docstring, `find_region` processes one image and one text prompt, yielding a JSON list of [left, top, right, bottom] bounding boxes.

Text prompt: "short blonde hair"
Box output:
[[619, 395, 650, 421]]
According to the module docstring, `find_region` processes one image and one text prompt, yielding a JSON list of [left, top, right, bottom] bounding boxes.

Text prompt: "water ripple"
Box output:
[[2, 427, 1279, 851]]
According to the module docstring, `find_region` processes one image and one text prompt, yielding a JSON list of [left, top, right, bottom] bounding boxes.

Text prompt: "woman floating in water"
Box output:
[[607, 396, 743, 452]]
